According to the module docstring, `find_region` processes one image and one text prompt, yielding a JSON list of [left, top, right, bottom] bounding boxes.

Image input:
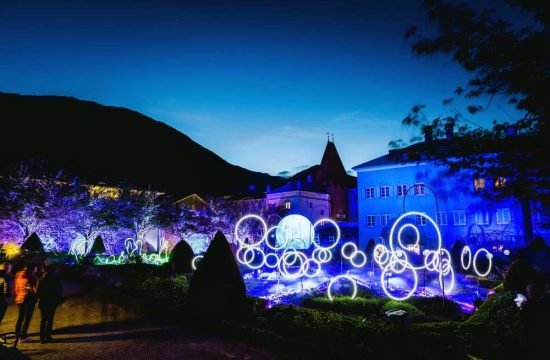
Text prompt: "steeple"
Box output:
[[316, 137, 348, 186]]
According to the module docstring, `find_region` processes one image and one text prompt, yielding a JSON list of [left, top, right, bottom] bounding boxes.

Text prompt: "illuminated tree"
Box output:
[[394, 0, 549, 207], [115, 186, 165, 242], [0, 166, 66, 243]]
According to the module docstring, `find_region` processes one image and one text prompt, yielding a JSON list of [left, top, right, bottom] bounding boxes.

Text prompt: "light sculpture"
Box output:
[[192, 255, 203, 271], [341, 242, 367, 268], [327, 274, 357, 300], [461, 245, 472, 270], [312, 218, 341, 250], [472, 248, 493, 277], [234, 214, 268, 247]]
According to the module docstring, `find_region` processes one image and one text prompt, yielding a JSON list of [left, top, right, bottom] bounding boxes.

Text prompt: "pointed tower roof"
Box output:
[[316, 139, 348, 185]]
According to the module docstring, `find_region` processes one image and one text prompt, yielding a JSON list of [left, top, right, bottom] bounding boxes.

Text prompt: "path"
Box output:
[[0, 296, 281, 360]]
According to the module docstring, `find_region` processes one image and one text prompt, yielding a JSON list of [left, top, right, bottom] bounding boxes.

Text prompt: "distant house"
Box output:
[[267, 138, 357, 223], [352, 125, 549, 252], [175, 193, 208, 211]]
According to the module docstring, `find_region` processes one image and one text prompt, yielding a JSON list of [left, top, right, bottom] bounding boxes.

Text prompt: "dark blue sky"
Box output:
[[0, 0, 522, 175]]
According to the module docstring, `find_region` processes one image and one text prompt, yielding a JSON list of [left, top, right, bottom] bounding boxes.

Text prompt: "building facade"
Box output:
[[353, 147, 546, 252]]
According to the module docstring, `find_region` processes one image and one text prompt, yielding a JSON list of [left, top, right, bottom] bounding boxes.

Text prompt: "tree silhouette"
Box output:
[[186, 230, 248, 321], [393, 1, 549, 209]]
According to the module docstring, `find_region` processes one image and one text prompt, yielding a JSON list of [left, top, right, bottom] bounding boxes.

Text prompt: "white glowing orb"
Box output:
[[275, 214, 314, 250]]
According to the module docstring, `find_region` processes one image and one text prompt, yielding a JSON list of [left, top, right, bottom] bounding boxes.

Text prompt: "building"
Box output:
[[352, 130, 548, 253], [266, 137, 357, 223]]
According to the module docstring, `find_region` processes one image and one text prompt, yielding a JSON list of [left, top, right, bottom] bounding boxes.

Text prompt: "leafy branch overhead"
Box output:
[[392, 0, 549, 204]]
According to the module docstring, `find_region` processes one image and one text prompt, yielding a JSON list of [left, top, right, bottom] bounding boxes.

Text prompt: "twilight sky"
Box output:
[[0, 0, 523, 176]]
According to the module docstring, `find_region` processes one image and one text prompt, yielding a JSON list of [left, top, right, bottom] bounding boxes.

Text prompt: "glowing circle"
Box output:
[[327, 275, 357, 300], [275, 215, 314, 250], [312, 218, 341, 250], [312, 247, 332, 263], [191, 255, 203, 271], [473, 248, 492, 277], [397, 223, 420, 249], [279, 249, 308, 279], [234, 214, 268, 247], [305, 259, 322, 278], [381, 263, 418, 301], [264, 253, 280, 268], [388, 212, 442, 270], [244, 247, 266, 270], [350, 251, 367, 268], [461, 246, 472, 270]]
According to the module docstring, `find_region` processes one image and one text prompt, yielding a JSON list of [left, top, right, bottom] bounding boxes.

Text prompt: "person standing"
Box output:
[[36, 264, 62, 343], [14, 264, 36, 343], [0, 263, 9, 325]]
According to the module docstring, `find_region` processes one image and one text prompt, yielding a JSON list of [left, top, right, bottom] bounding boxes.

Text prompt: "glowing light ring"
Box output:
[[423, 250, 440, 272], [191, 255, 203, 271], [265, 226, 285, 250], [327, 275, 357, 300], [341, 242, 357, 259], [312, 247, 332, 264], [279, 249, 308, 279], [397, 223, 420, 249], [312, 218, 341, 250], [374, 244, 391, 268], [473, 248, 492, 277], [388, 212, 442, 270], [389, 250, 409, 274], [381, 263, 418, 301], [264, 253, 280, 268], [236, 246, 256, 266], [244, 247, 266, 270], [461, 246, 472, 270], [341, 242, 367, 268], [234, 214, 268, 247], [305, 259, 322, 278], [438, 261, 455, 293], [350, 251, 367, 268]]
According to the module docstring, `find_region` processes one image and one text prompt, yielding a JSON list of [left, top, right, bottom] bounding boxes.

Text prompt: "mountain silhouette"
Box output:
[[0, 93, 283, 195]]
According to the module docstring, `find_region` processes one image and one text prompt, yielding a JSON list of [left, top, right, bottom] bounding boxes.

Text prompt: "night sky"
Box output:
[[0, 0, 523, 176]]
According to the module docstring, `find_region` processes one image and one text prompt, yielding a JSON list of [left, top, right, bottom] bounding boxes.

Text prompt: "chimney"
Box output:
[[248, 184, 256, 191], [445, 121, 454, 140], [266, 184, 271, 193], [506, 124, 517, 137], [423, 125, 433, 142], [306, 175, 313, 183]]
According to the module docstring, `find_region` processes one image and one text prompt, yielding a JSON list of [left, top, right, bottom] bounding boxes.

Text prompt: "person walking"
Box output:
[[36, 264, 63, 343], [14, 264, 37, 343], [0, 263, 9, 325]]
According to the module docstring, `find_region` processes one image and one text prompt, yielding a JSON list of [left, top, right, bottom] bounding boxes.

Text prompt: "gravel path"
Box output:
[[0, 297, 281, 360]]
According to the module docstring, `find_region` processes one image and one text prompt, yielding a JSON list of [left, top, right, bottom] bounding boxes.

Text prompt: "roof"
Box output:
[[316, 140, 349, 185], [267, 180, 327, 195]]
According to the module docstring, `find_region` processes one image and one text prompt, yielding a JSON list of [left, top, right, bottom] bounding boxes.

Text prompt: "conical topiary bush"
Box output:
[[20, 232, 45, 253], [88, 235, 106, 255], [187, 230, 248, 321], [169, 240, 194, 274]]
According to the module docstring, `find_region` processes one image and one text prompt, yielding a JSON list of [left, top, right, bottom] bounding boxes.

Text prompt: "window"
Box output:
[[436, 212, 448, 226], [367, 215, 376, 227], [495, 177, 507, 188], [309, 202, 313, 209], [381, 214, 392, 226], [496, 208, 511, 224], [416, 214, 427, 226], [321, 210, 325, 216], [474, 211, 489, 225], [474, 176, 486, 191], [414, 183, 425, 196], [397, 184, 407, 197], [453, 211, 467, 226], [380, 186, 390, 198], [365, 187, 375, 199], [284, 201, 291, 210]]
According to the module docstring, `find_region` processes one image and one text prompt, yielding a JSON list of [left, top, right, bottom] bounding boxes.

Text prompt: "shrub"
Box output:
[[503, 259, 538, 293], [301, 296, 388, 317], [407, 296, 463, 321]]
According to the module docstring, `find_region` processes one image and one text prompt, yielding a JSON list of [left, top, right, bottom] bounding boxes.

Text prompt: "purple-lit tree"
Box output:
[[0, 167, 66, 244], [62, 180, 119, 253], [115, 185, 165, 243]]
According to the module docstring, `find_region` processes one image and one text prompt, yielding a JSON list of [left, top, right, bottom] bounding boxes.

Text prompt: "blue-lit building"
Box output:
[[352, 132, 548, 253]]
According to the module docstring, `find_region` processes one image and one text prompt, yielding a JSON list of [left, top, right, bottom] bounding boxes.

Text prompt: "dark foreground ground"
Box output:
[[0, 296, 280, 360]]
